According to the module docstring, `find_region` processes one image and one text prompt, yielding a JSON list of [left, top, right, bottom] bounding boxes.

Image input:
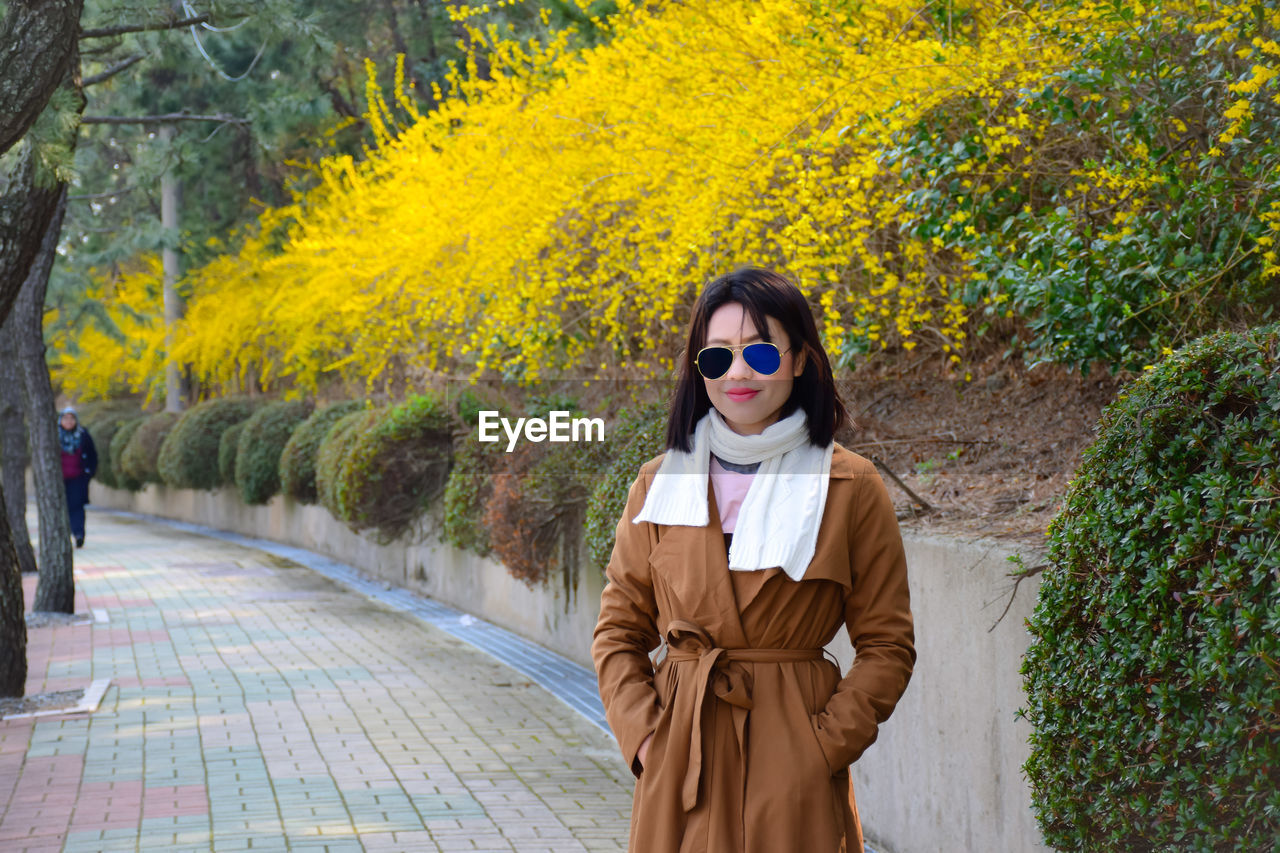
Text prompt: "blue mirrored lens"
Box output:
[[743, 343, 782, 375]]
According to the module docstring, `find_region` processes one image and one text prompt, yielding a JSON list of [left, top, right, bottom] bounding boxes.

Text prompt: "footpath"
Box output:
[[0, 509, 634, 852]]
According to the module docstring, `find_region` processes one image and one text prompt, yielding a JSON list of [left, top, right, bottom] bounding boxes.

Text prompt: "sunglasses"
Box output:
[[694, 342, 790, 380]]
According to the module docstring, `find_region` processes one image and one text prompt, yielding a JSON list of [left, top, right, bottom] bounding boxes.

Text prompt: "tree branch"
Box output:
[[81, 112, 250, 126], [80, 14, 209, 39], [988, 563, 1048, 633], [872, 457, 936, 513], [68, 186, 134, 202], [83, 54, 144, 87]]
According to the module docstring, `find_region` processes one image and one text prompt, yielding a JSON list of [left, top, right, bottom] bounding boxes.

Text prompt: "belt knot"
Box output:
[[662, 620, 822, 811]]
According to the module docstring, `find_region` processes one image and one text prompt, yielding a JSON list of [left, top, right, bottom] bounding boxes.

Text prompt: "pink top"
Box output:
[[709, 456, 755, 533]]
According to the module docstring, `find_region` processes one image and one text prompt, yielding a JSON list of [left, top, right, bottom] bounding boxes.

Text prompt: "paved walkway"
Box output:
[[1, 509, 634, 852]]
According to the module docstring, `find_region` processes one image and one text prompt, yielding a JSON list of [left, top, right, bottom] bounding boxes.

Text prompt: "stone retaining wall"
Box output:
[[86, 481, 1050, 853]]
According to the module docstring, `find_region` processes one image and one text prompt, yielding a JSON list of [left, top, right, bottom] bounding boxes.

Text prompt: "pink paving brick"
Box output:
[[0, 825, 65, 846], [74, 780, 144, 808], [14, 754, 84, 782], [0, 750, 83, 847], [12, 839, 66, 853], [143, 785, 209, 819]]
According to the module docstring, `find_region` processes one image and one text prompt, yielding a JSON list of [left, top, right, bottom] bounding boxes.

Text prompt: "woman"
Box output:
[[592, 268, 915, 852], [59, 407, 97, 548]]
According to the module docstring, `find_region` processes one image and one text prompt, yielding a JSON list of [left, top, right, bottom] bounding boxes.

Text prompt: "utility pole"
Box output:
[[160, 125, 184, 412]]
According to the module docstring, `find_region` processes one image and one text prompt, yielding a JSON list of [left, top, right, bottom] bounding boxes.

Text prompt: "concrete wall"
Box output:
[[88, 482, 1049, 853], [838, 535, 1052, 853]]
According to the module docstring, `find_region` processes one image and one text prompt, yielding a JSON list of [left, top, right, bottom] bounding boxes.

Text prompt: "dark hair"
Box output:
[[666, 267, 848, 451]]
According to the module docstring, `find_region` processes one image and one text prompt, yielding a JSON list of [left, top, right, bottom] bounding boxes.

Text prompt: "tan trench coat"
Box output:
[[592, 445, 915, 853]]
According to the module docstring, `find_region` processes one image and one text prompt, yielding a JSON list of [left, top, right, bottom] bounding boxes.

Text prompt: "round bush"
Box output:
[[234, 399, 314, 505], [315, 408, 380, 520], [280, 401, 362, 504], [80, 407, 146, 490], [441, 438, 501, 557], [219, 422, 248, 486], [158, 398, 259, 490], [1022, 324, 1280, 851], [440, 385, 514, 555], [107, 416, 147, 492], [584, 404, 666, 571], [118, 411, 181, 486], [332, 394, 454, 540]]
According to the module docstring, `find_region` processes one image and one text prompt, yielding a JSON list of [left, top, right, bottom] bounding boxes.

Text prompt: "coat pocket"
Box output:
[[802, 659, 842, 776]]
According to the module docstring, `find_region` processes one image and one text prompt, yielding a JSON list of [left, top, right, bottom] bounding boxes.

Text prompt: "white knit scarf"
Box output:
[[632, 408, 833, 581]]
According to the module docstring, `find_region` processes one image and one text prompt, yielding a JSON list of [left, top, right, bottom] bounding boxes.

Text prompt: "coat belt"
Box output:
[[663, 620, 824, 812]]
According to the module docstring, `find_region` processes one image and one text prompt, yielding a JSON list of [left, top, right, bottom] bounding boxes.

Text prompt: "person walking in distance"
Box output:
[[58, 407, 97, 548], [593, 267, 916, 852]]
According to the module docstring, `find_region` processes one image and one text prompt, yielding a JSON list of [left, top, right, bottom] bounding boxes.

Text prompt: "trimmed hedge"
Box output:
[[105, 416, 148, 492], [441, 439, 500, 557], [584, 404, 666, 571], [219, 422, 248, 486], [1022, 324, 1280, 851], [118, 411, 181, 486], [280, 401, 362, 504], [440, 385, 511, 557], [235, 400, 314, 505], [81, 408, 146, 490], [158, 398, 259, 490], [328, 394, 454, 540], [316, 408, 381, 521]]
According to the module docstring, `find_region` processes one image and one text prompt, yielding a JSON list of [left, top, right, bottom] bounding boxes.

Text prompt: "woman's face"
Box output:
[[59, 413, 77, 431], [701, 302, 804, 435]]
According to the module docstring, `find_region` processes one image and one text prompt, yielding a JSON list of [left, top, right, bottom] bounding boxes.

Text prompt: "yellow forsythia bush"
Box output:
[[51, 0, 1278, 393]]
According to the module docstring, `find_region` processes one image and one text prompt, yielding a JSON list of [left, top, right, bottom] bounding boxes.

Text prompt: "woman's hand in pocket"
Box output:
[[637, 733, 654, 769]]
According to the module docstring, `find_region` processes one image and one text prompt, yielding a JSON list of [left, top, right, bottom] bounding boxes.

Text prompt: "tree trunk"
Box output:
[[16, 189, 75, 614], [160, 125, 185, 412], [0, 145, 65, 323], [0, 484, 27, 696], [0, 332, 38, 577], [0, 0, 84, 157]]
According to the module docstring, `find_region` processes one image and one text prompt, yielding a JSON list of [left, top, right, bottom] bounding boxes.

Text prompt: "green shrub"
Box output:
[[330, 394, 454, 540], [882, 6, 1280, 372], [158, 398, 259, 490], [117, 412, 181, 486], [104, 415, 148, 492], [1022, 324, 1280, 851], [315, 408, 380, 520], [439, 385, 514, 556], [584, 404, 666, 571], [280, 401, 362, 504], [235, 399, 314, 505], [80, 407, 146, 490], [219, 422, 248, 486], [441, 438, 501, 556], [88, 416, 127, 490]]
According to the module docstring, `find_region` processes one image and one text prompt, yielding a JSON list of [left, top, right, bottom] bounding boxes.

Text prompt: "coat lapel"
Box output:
[[732, 446, 862, 612], [652, 446, 865, 643]]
